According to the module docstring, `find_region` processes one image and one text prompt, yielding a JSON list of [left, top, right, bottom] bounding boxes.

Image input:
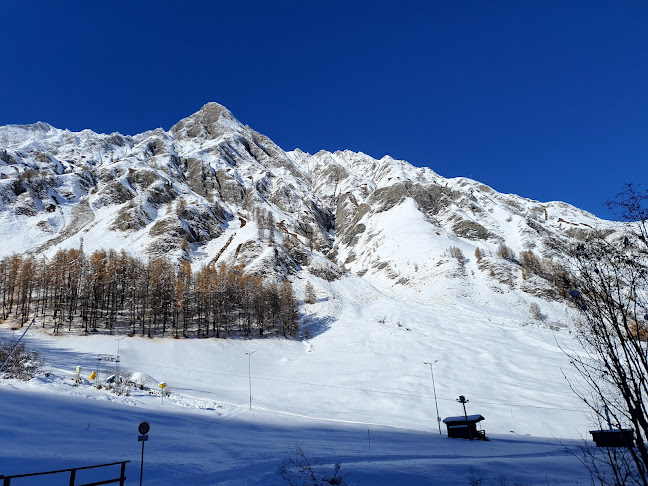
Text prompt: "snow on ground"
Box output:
[[0, 275, 596, 485]]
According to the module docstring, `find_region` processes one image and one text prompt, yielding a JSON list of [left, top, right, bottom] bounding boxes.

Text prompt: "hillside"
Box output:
[[0, 279, 592, 484]]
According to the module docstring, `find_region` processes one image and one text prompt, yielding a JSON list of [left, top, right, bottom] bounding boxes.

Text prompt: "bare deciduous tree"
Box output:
[[0, 249, 300, 341], [565, 185, 648, 485], [304, 281, 316, 305]]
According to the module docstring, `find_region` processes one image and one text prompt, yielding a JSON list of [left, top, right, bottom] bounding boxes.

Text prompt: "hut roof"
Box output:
[[443, 414, 485, 424]]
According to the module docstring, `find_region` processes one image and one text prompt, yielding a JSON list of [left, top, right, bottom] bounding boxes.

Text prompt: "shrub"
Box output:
[[0, 340, 41, 380], [279, 443, 351, 486], [529, 302, 544, 321], [448, 246, 465, 263]]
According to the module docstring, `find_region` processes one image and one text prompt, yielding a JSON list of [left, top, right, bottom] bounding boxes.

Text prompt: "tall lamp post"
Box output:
[[457, 395, 472, 440], [246, 350, 256, 411], [115, 337, 124, 374], [424, 360, 442, 434]]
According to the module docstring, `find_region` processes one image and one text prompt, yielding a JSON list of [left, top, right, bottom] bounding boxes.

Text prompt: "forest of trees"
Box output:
[[0, 249, 299, 339]]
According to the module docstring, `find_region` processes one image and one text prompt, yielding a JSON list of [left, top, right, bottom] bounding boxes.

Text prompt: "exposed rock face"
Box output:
[[0, 102, 621, 319], [170, 102, 244, 141]]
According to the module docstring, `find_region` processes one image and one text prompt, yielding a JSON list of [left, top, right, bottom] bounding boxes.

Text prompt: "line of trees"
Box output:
[[0, 248, 299, 339]]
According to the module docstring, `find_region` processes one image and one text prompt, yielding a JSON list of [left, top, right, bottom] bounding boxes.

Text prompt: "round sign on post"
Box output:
[[137, 421, 150, 486]]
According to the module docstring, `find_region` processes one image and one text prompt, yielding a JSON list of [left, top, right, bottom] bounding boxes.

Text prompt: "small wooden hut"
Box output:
[[442, 414, 486, 440], [589, 429, 634, 448]]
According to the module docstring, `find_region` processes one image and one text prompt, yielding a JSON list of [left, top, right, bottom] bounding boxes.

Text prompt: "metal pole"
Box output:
[[115, 337, 124, 375], [0, 318, 35, 374], [424, 360, 442, 434], [604, 405, 613, 430], [140, 440, 145, 486], [245, 351, 256, 411], [457, 395, 472, 440], [248, 353, 251, 411]]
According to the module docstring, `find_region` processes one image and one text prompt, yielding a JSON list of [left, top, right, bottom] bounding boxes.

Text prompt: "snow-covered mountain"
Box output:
[[0, 102, 618, 322], [0, 103, 623, 484]]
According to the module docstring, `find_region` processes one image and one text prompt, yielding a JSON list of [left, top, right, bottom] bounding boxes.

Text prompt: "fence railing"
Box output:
[[0, 460, 130, 486]]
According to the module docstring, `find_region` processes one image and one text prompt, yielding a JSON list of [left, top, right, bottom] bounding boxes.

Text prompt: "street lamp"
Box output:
[[424, 360, 442, 434], [115, 337, 124, 358], [115, 337, 125, 374], [457, 395, 472, 440], [246, 351, 256, 411]]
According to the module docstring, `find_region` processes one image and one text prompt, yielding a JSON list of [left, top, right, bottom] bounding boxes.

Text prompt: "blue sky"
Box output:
[[1, 1, 647, 220]]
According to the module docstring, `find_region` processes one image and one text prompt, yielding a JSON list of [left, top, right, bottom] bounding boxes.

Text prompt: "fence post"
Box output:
[[3, 476, 11, 486], [120, 462, 127, 486], [69, 469, 76, 486]]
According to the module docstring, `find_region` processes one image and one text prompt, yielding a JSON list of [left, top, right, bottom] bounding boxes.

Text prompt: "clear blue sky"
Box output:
[[1, 1, 647, 220]]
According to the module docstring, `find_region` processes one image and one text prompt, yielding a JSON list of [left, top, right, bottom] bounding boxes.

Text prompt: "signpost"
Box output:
[[138, 421, 150, 486]]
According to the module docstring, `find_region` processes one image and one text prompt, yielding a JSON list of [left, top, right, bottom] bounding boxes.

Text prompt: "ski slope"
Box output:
[[0, 275, 595, 485]]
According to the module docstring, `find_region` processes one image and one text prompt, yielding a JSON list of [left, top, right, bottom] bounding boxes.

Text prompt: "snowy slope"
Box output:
[[1, 278, 592, 484]]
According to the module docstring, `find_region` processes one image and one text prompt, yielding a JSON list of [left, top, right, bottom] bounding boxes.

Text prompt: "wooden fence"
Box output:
[[0, 460, 130, 486]]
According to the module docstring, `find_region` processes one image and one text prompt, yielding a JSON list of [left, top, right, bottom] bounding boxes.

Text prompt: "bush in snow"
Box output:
[[0, 339, 41, 380], [447, 246, 465, 263], [279, 443, 351, 486], [466, 468, 531, 486], [529, 302, 545, 321], [103, 371, 132, 396]]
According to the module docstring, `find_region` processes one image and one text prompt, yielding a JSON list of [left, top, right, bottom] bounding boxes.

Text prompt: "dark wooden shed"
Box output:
[[590, 429, 634, 448], [442, 414, 486, 440]]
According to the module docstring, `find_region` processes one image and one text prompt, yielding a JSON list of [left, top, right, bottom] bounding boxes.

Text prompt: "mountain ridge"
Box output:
[[0, 102, 620, 326]]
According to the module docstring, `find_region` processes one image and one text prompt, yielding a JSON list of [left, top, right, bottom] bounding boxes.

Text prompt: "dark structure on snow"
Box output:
[[590, 429, 635, 448], [443, 414, 486, 440]]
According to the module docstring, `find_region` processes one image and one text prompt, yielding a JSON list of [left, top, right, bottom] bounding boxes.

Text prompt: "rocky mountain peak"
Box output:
[[170, 102, 244, 141], [0, 101, 624, 325], [0, 122, 56, 147]]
